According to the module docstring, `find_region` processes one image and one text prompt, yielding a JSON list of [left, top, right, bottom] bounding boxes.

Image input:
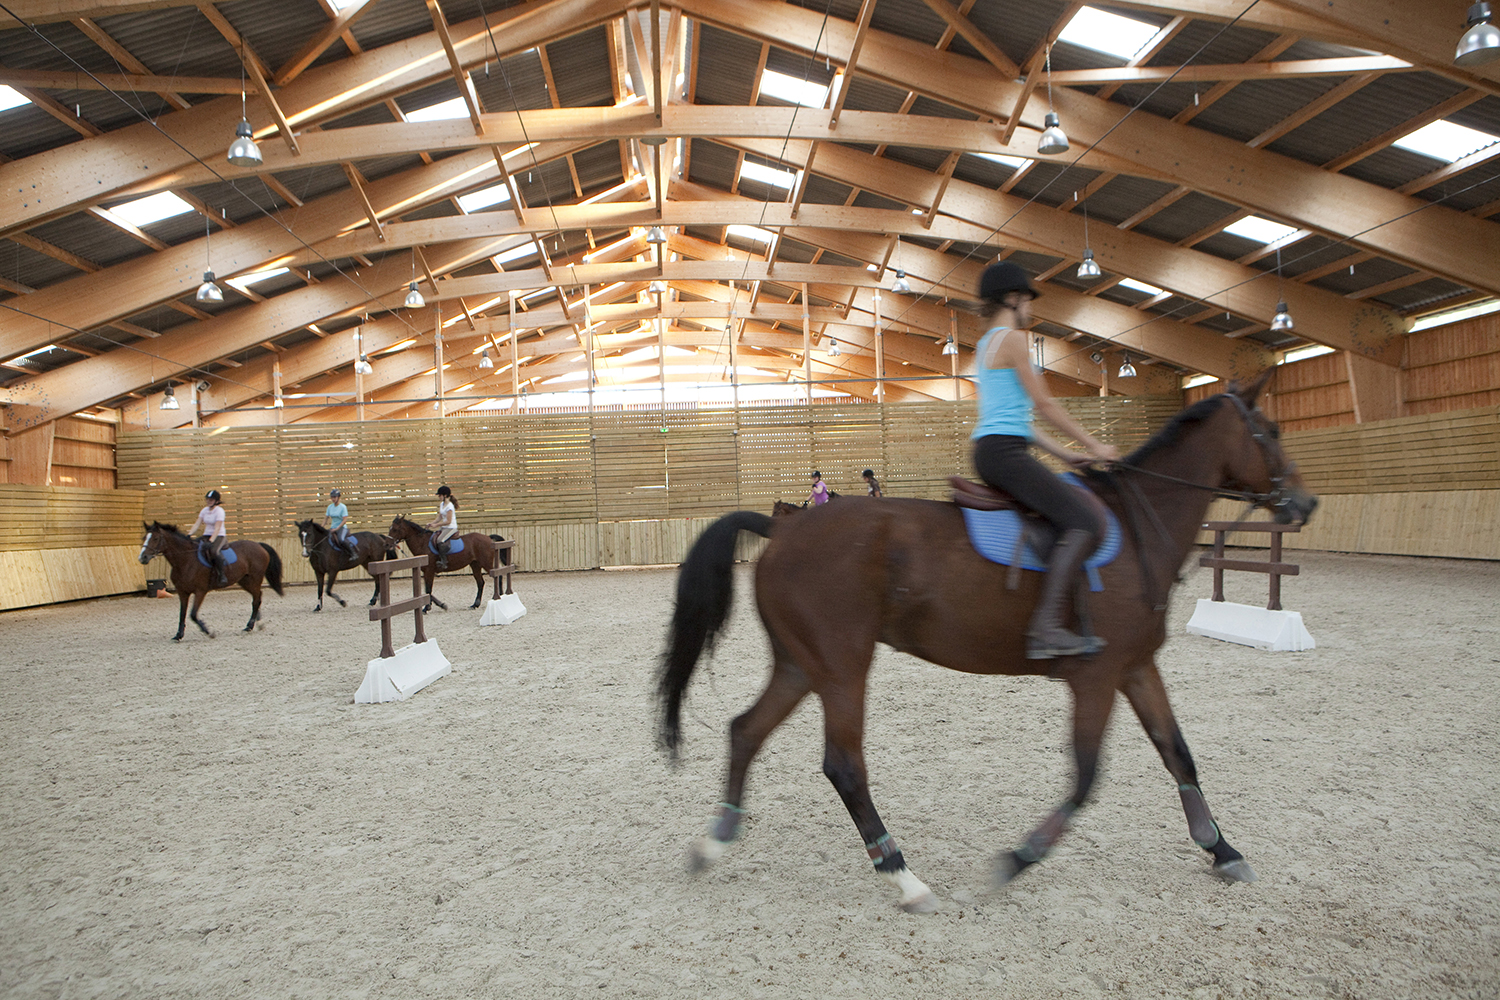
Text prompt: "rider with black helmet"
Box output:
[[424, 485, 458, 570], [972, 261, 1119, 662], [188, 489, 229, 586], [321, 488, 352, 551]]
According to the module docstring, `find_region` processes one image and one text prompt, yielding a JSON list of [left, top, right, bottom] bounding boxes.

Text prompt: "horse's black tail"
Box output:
[[657, 510, 772, 756], [262, 543, 285, 596], [489, 534, 506, 541]]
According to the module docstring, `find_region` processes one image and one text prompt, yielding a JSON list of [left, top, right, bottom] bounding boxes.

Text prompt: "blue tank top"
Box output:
[[971, 327, 1034, 439]]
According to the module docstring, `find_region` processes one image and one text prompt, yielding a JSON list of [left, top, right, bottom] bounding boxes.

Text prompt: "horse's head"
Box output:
[[138, 521, 174, 564], [295, 518, 320, 556], [1218, 370, 1318, 526], [389, 515, 418, 539]]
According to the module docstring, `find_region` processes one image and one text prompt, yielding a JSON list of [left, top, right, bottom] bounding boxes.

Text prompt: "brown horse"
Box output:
[[138, 522, 285, 641], [772, 492, 840, 516], [658, 372, 1317, 912], [295, 520, 397, 611], [387, 516, 508, 610]]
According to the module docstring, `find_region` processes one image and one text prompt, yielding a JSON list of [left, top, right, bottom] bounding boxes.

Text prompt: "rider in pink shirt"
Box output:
[[806, 471, 830, 506]]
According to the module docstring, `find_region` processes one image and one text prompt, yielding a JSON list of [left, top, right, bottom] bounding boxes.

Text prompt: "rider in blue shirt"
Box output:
[[972, 262, 1119, 661], [322, 489, 351, 551]]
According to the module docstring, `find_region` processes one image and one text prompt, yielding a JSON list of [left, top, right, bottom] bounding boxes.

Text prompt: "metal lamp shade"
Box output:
[[942, 338, 958, 356], [646, 226, 667, 244], [1076, 250, 1101, 280], [1037, 112, 1069, 155], [1270, 302, 1295, 332], [160, 387, 180, 410], [891, 270, 912, 294], [403, 281, 425, 309], [196, 271, 223, 303], [1457, 3, 1500, 65], [226, 120, 262, 167], [479, 350, 494, 369]]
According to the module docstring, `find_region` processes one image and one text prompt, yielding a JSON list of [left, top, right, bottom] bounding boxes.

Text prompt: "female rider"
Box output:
[[188, 489, 228, 586], [971, 261, 1119, 661], [425, 485, 458, 570]]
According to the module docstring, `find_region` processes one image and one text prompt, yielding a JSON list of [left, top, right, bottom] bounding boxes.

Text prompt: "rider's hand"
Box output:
[[1092, 443, 1121, 463]]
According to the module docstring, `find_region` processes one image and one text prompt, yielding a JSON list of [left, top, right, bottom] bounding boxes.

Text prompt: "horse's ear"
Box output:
[[1232, 367, 1276, 408]]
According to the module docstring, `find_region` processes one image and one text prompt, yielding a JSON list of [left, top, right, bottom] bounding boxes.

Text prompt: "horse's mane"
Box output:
[[149, 520, 187, 537], [392, 515, 424, 532], [296, 518, 323, 532], [1124, 394, 1230, 465]]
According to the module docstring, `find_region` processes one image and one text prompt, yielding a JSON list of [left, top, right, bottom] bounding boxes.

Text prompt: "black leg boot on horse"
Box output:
[[1026, 527, 1106, 662]]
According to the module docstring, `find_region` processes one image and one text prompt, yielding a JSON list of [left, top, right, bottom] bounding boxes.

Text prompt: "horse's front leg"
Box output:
[[1123, 658, 1255, 881], [424, 566, 448, 610], [368, 575, 380, 607], [470, 564, 484, 608], [313, 570, 325, 611], [243, 581, 262, 632], [995, 667, 1116, 885], [189, 591, 214, 638], [173, 591, 189, 641]]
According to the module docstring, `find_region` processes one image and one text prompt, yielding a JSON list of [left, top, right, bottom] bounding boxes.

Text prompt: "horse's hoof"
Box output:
[[689, 836, 729, 872], [313, 606, 321, 612], [334, 598, 347, 607], [990, 851, 1028, 888], [899, 891, 940, 915], [172, 635, 183, 642], [1213, 859, 1257, 882]]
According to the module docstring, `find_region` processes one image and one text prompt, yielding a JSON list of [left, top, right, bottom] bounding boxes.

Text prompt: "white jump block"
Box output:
[[1185, 599, 1315, 652], [354, 639, 451, 703], [479, 592, 527, 626]]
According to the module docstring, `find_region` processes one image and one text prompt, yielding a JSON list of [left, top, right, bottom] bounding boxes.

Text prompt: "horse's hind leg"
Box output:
[[368, 576, 380, 606], [692, 653, 810, 871], [327, 570, 347, 607], [995, 671, 1116, 885], [424, 567, 448, 610], [189, 592, 214, 638], [243, 580, 262, 632], [822, 690, 939, 913], [1123, 658, 1255, 882], [314, 570, 325, 611], [470, 565, 484, 608], [174, 592, 189, 641]]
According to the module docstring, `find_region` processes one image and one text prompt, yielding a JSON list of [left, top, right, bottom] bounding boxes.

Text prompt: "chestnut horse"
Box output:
[[658, 372, 1317, 912], [138, 522, 285, 641], [387, 516, 508, 610], [295, 520, 397, 611]]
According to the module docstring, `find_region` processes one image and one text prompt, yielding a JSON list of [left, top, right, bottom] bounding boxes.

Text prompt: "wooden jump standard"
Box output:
[[368, 553, 431, 659], [487, 539, 516, 601], [1199, 521, 1301, 611]]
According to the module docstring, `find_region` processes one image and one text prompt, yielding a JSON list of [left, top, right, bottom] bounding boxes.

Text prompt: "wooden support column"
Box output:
[[272, 358, 284, 424], [1345, 349, 1404, 423], [509, 290, 520, 411], [802, 282, 812, 403], [872, 289, 885, 402], [433, 305, 444, 415]]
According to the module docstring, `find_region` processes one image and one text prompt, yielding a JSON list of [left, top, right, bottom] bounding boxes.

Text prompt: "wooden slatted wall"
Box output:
[[0, 485, 145, 609], [114, 397, 1176, 576]]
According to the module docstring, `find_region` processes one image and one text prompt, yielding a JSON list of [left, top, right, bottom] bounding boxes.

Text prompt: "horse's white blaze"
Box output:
[[138, 532, 152, 560], [880, 867, 938, 913]]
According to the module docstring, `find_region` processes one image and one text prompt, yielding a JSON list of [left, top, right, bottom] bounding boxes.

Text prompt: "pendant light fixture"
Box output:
[[354, 355, 374, 375], [479, 349, 494, 369], [1456, 2, 1500, 65], [1118, 352, 1137, 378], [1076, 200, 1101, 280], [942, 336, 958, 356], [891, 269, 912, 294], [648, 279, 667, 294], [226, 41, 262, 168], [195, 215, 223, 303], [1269, 246, 1294, 332], [161, 384, 180, 410], [827, 337, 840, 357], [353, 320, 374, 374], [403, 248, 425, 309], [1036, 44, 1069, 156], [646, 225, 666, 245]]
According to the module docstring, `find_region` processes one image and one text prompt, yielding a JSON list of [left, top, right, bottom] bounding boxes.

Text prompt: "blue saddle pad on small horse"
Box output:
[[427, 535, 464, 555], [959, 473, 1120, 591], [196, 542, 238, 567]]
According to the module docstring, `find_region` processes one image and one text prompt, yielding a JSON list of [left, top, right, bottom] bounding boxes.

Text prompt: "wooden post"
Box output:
[[488, 539, 517, 599], [801, 282, 811, 404], [367, 554, 433, 659], [872, 289, 884, 402], [1199, 522, 1302, 611]]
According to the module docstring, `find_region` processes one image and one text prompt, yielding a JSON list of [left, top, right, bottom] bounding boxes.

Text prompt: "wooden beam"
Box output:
[[918, 0, 1019, 78], [274, 0, 376, 85], [1048, 55, 1415, 86], [341, 163, 386, 240], [69, 17, 192, 107], [828, 0, 877, 127], [426, 0, 485, 135]]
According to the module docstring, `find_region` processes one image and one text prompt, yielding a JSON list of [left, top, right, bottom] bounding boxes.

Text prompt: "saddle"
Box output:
[[948, 475, 1119, 591], [195, 539, 238, 567], [427, 535, 466, 555]]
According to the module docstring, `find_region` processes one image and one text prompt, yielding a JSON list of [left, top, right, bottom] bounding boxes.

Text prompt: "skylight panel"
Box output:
[[1281, 344, 1335, 364], [740, 161, 795, 188], [1222, 216, 1299, 245], [405, 97, 468, 123], [227, 267, 290, 288], [1117, 277, 1163, 296], [109, 191, 195, 227], [973, 151, 1029, 170], [1391, 119, 1500, 163], [458, 183, 512, 212], [759, 69, 829, 108], [1058, 6, 1161, 61], [1182, 373, 1218, 389], [0, 85, 31, 113], [492, 242, 537, 265], [726, 224, 775, 244]]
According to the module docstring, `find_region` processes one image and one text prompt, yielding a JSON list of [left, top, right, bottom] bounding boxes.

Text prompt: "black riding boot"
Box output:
[[435, 541, 449, 571], [212, 556, 228, 587], [1026, 528, 1106, 661]]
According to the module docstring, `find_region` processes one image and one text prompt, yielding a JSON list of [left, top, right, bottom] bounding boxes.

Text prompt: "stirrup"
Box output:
[[1026, 630, 1106, 660]]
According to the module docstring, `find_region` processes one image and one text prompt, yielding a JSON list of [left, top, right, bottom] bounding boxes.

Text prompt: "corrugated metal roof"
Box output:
[[546, 27, 614, 108], [1081, 176, 1180, 228], [868, 0, 949, 48], [693, 24, 760, 107], [966, 0, 1073, 68], [1132, 191, 1240, 244], [840, 75, 909, 115]]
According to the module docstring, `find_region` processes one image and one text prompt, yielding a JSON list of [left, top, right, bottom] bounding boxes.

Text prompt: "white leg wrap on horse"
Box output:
[[880, 867, 939, 914], [693, 835, 729, 867]]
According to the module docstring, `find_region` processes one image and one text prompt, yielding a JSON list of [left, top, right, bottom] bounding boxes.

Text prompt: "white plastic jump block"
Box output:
[[1185, 599, 1315, 652], [354, 639, 451, 703], [479, 592, 527, 626]]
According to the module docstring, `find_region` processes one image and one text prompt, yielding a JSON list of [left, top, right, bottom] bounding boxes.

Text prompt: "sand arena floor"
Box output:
[[1, 550, 1497, 999]]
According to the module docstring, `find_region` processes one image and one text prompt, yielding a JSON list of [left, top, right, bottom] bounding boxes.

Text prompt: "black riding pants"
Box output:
[[972, 435, 1099, 536]]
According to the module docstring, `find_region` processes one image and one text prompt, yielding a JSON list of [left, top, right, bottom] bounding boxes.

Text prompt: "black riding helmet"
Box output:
[[330, 488, 342, 498], [205, 490, 222, 503], [978, 261, 1038, 304], [436, 485, 452, 496]]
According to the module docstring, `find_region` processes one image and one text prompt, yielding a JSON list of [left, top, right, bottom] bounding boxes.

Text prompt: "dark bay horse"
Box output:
[[295, 520, 397, 611], [138, 522, 285, 641], [658, 372, 1318, 912], [387, 516, 508, 610], [772, 492, 840, 516]]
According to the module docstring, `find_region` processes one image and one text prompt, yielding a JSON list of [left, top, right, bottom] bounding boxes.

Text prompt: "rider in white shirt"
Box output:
[[424, 485, 458, 570], [188, 489, 228, 585]]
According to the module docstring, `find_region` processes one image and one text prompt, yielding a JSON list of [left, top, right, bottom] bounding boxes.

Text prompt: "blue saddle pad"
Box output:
[[959, 474, 1120, 591], [196, 543, 238, 567], [427, 535, 465, 555]]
